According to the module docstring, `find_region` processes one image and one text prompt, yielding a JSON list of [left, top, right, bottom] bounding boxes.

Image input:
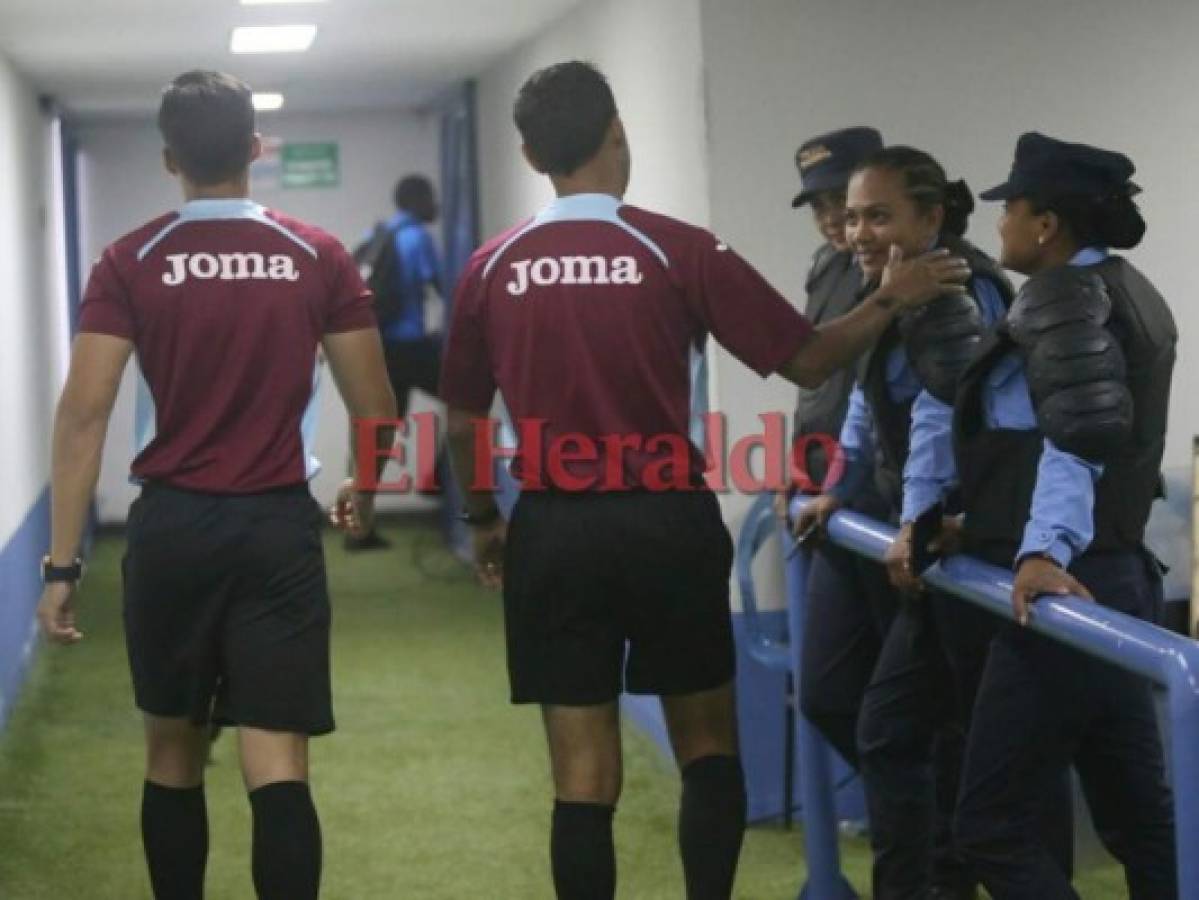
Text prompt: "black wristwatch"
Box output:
[[458, 507, 501, 527], [42, 555, 84, 584]]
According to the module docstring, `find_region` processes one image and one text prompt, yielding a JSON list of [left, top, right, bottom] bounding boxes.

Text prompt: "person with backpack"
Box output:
[[349, 174, 444, 550]]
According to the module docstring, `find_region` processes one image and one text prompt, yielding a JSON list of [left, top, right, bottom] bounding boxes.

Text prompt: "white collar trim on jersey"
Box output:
[[536, 192, 623, 223], [481, 192, 667, 277], [179, 197, 262, 219], [137, 197, 317, 261]]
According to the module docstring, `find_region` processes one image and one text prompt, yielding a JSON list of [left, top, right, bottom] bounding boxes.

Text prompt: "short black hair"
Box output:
[[513, 61, 617, 176], [394, 174, 434, 211], [157, 71, 255, 185]]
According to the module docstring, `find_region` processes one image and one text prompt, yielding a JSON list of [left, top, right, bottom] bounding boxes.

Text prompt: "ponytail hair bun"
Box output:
[[1032, 184, 1146, 250], [942, 179, 975, 237], [1093, 189, 1146, 249]]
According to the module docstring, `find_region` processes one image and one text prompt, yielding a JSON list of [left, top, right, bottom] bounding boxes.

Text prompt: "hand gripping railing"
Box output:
[[774, 494, 1199, 900]]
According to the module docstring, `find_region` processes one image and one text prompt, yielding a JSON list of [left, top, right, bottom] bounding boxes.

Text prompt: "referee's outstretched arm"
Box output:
[[778, 245, 969, 388]]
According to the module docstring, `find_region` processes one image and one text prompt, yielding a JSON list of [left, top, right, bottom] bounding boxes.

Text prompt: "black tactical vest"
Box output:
[[792, 244, 862, 489], [954, 256, 1176, 563], [857, 235, 1013, 511]]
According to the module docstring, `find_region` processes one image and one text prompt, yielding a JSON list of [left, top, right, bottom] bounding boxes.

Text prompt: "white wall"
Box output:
[[78, 109, 441, 521], [476, 0, 709, 236], [0, 54, 59, 546], [0, 52, 69, 724]]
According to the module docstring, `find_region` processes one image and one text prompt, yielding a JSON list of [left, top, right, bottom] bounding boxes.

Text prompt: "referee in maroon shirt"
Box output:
[[36, 72, 395, 899], [440, 61, 970, 900]]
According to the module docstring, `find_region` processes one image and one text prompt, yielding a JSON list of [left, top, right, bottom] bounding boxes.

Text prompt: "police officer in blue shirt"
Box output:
[[795, 145, 1010, 899], [859, 149, 1084, 899], [938, 133, 1177, 899]]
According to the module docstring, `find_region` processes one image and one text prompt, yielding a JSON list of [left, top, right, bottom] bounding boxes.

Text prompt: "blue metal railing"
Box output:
[[764, 494, 1199, 900]]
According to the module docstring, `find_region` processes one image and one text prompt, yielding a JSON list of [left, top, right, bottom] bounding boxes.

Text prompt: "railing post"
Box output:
[[1167, 658, 1199, 900], [781, 520, 858, 900]]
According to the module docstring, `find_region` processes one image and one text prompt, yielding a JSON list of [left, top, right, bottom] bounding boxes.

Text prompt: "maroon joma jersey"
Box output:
[[439, 193, 812, 490], [79, 198, 375, 494]]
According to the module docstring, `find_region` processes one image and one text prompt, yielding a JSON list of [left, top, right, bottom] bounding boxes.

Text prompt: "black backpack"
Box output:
[[353, 221, 405, 324]]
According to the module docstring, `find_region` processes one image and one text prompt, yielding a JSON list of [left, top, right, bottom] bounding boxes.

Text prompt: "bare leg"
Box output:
[[238, 727, 321, 900], [141, 715, 211, 900], [662, 683, 746, 900], [542, 703, 622, 900]]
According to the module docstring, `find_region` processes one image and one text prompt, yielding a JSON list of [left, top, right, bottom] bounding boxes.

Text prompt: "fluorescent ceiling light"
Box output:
[[231, 25, 317, 54], [252, 93, 285, 111], [241, 0, 326, 5]]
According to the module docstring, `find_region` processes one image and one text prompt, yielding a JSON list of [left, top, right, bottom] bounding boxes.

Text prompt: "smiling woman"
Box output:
[[844, 149, 974, 280], [811, 142, 1031, 899]]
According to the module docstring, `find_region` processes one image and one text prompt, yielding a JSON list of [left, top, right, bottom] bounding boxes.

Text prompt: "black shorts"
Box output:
[[122, 483, 334, 735], [503, 489, 736, 706], [383, 335, 442, 417]]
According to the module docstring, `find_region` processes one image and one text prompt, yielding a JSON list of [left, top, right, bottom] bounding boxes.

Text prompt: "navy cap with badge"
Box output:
[[791, 126, 884, 208], [980, 132, 1140, 202]]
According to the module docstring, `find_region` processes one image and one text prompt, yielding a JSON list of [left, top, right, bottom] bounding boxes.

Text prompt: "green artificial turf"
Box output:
[[0, 518, 1127, 898]]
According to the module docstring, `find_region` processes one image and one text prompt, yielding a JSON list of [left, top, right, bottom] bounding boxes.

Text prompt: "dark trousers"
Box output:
[[803, 542, 992, 896], [857, 591, 1074, 899], [799, 541, 898, 767], [954, 550, 1176, 899], [383, 335, 442, 417]]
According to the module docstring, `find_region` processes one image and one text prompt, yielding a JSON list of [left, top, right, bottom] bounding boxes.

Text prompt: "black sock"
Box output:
[[249, 781, 322, 900], [678, 755, 747, 900], [551, 800, 616, 900], [141, 781, 208, 900]]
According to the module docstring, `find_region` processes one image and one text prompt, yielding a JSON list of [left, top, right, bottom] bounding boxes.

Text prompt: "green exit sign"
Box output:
[[281, 142, 340, 189]]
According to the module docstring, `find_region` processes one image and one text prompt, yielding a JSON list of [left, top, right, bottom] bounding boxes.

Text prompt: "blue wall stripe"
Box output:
[[0, 486, 50, 730]]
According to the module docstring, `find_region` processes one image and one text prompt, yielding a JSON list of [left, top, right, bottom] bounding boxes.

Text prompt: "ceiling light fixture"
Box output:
[[231, 24, 317, 54], [240, 0, 327, 5], [252, 93, 285, 111]]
